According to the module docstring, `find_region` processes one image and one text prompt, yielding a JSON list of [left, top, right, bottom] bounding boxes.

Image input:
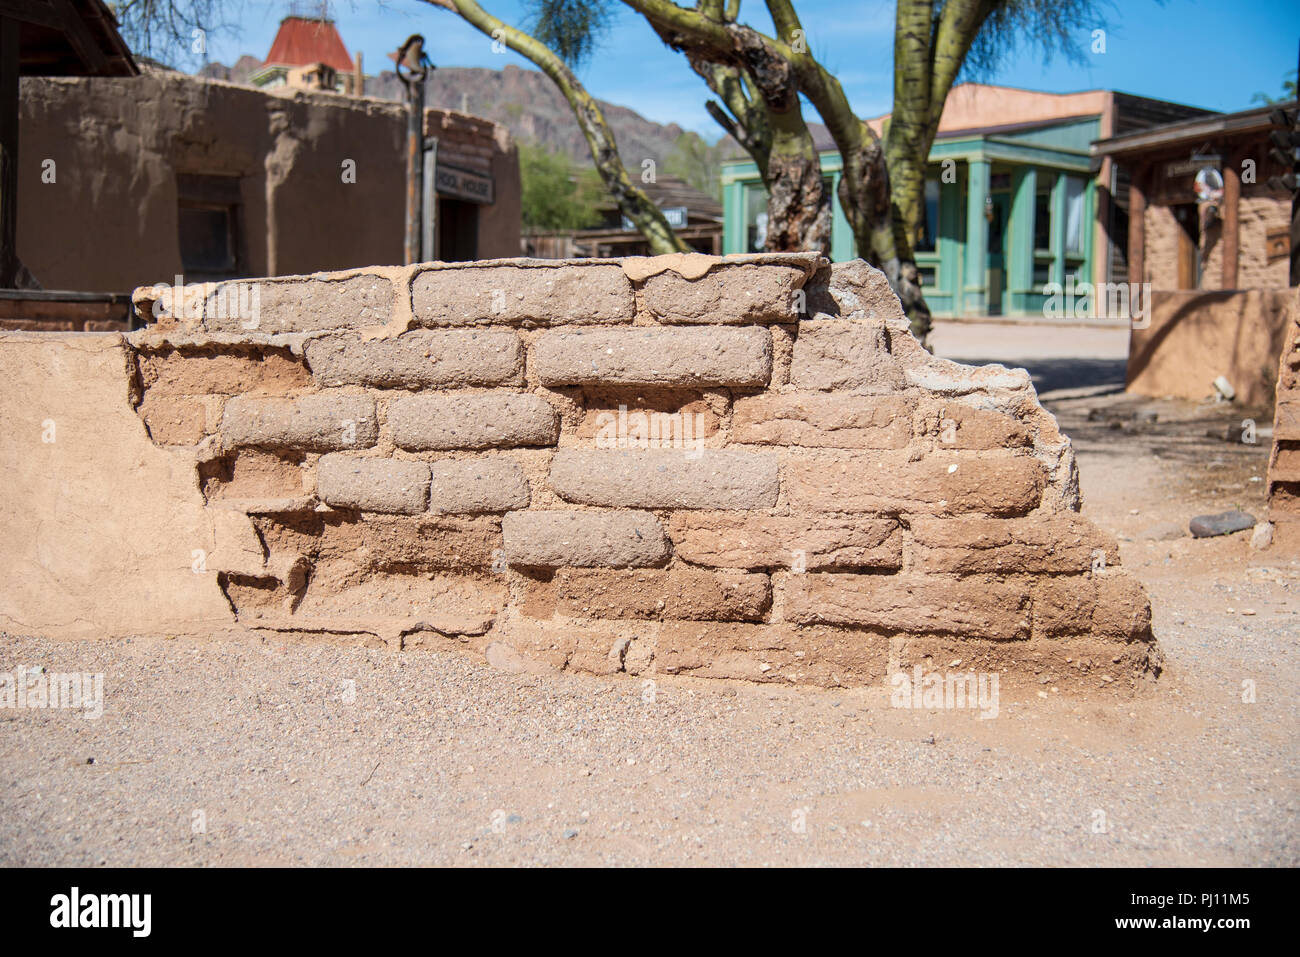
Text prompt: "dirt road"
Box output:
[[2, 321, 1295, 866]]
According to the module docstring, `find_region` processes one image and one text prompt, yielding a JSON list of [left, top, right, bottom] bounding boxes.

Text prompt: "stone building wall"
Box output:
[[1142, 204, 1183, 287], [1237, 194, 1292, 290], [1142, 192, 1290, 291], [112, 254, 1160, 693]]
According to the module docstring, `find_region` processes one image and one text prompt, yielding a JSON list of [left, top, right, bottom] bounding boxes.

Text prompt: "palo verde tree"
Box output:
[[623, 1, 919, 329], [423, 0, 688, 254], [645, 3, 832, 255]]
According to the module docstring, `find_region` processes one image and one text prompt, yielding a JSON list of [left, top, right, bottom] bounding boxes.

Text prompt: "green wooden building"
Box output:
[[720, 85, 1214, 318]]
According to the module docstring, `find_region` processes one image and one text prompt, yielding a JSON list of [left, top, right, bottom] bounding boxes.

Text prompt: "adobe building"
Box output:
[[1093, 104, 1293, 291], [1094, 104, 1298, 408], [13, 71, 521, 299], [721, 84, 1211, 318], [426, 108, 523, 262]]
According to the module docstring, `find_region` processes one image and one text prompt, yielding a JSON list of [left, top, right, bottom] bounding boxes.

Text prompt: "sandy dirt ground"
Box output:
[[2, 320, 1296, 867]]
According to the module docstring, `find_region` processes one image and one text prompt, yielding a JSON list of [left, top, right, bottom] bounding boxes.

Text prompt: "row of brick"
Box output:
[[300, 323, 898, 391], [217, 387, 1032, 455], [247, 506, 1142, 640], [299, 453, 1086, 562], [144, 258, 858, 334], [408, 262, 817, 328], [498, 510, 1112, 572], [220, 392, 558, 452], [297, 445, 1045, 516], [136, 316, 919, 395], [528, 566, 1146, 643], [256, 507, 1140, 641]]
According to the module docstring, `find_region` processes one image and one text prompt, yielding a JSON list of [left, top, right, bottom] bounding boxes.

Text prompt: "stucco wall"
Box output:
[[1127, 289, 1294, 408], [0, 333, 235, 638]]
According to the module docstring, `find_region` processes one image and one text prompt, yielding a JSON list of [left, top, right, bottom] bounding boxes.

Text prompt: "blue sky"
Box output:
[[203, 0, 1300, 138]]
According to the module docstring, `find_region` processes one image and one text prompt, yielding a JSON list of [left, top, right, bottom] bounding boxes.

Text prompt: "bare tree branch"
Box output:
[[421, 0, 687, 254]]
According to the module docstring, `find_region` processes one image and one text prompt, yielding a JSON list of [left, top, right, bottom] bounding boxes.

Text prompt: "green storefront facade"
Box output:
[[721, 116, 1099, 318]]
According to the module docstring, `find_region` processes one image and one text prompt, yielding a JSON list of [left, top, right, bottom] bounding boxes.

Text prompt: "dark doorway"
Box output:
[[437, 198, 478, 262]]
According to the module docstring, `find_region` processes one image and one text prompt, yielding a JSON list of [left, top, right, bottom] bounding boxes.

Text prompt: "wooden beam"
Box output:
[[48, 0, 110, 74], [0, 0, 117, 75], [0, 16, 19, 288], [0, 0, 62, 30], [1127, 163, 1147, 286], [1222, 150, 1240, 289]]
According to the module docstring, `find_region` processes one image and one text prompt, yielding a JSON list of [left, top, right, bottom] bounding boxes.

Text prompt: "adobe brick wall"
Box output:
[[122, 254, 1161, 692], [1268, 292, 1300, 551]]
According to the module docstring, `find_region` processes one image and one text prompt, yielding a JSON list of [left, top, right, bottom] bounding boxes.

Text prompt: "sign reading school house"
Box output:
[[436, 163, 494, 204]]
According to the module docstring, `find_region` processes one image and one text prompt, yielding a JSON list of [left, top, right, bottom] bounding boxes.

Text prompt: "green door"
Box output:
[[986, 191, 1011, 315]]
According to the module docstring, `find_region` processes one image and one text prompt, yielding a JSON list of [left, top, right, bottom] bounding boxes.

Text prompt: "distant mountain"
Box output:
[[197, 55, 262, 85], [198, 59, 740, 178]]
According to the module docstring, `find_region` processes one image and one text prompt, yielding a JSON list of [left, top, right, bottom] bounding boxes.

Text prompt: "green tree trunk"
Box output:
[[644, 5, 831, 255]]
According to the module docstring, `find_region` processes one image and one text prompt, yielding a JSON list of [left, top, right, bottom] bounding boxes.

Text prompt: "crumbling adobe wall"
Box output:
[[122, 253, 1160, 692], [1267, 292, 1300, 551]]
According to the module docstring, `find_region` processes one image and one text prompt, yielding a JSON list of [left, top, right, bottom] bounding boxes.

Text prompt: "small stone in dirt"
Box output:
[[562, 828, 579, 840], [1189, 510, 1255, 538], [1250, 522, 1274, 550], [922, 734, 936, 745]]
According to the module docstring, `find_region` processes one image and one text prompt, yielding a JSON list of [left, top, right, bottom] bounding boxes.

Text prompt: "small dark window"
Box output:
[[177, 174, 243, 279], [179, 206, 236, 273], [1034, 174, 1054, 251]]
